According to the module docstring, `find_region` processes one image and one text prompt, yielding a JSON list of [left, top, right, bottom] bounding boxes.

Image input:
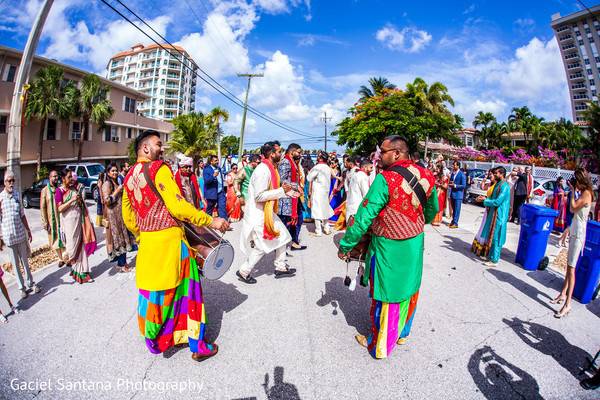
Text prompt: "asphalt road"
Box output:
[[0, 203, 598, 400]]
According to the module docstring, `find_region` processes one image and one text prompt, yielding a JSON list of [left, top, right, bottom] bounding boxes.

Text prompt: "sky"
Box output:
[[0, 0, 592, 151]]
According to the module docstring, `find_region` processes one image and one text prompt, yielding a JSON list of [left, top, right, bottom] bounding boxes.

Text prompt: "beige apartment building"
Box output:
[[552, 5, 600, 124], [106, 43, 197, 121], [0, 45, 173, 187]]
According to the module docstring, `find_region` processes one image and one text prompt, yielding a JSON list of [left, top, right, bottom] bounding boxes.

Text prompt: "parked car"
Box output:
[[22, 178, 48, 208], [465, 169, 492, 203], [63, 163, 105, 200]]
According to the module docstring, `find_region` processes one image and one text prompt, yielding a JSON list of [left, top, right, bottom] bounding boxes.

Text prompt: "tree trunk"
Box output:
[[77, 115, 89, 162], [216, 120, 221, 162], [36, 117, 46, 179]]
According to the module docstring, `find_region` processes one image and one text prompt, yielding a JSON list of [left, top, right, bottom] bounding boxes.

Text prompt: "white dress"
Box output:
[[346, 170, 370, 220], [567, 198, 590, 267], [307, 163, 334, 220], [239, 163, 291, 255]]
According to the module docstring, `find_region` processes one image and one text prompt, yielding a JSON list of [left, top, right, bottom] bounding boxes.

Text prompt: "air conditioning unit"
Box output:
[[111, 137, 119, 143]]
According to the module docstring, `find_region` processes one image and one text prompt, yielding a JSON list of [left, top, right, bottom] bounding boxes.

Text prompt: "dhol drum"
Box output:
[[183, 224, 234, 280]]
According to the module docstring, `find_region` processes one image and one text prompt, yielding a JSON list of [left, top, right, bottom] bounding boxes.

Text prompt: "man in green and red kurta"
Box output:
[[338, 135, 438, 359]]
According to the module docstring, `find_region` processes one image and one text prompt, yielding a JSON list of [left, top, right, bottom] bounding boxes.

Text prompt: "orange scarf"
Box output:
[[262, 158, 281, 240]]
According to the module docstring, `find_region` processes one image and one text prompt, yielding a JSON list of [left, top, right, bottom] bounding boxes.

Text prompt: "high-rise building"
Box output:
[[552, 6, 600, 124], [106, 43, 197, 121]]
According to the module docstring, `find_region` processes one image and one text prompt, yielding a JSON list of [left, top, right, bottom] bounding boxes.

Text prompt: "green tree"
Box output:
[[206, 106, 229, 159], [168, 112, 214, 162], [25, 65, 78, 176], [508, 106, 533, 148], [358, 77, 397, 101], [220, 135, 240, 155], [582, 102, 600, 157], [473, 111, 496, 149], [74, 74, 114, 161]]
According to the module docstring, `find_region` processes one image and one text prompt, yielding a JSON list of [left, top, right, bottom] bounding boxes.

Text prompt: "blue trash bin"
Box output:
[[573, 221, 600, 304], [515, 204, 559, 271]]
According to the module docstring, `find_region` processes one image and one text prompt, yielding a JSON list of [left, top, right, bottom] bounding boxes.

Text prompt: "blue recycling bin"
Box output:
[[573, 220, 600, 304], [515, 204, 559, 271]]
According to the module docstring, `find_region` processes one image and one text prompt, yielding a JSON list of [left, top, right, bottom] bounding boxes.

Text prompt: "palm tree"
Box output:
[[168, 112, 214, 163], [473, 111, 496, 149], [206, 106, 229, 161], [74, 74, 114, 161], [25, 65, 78, 177], [358, 77, 396, 100], [582, 102, 600, 156], [508, 106, 533, 148], [404, 77, 455, 155]]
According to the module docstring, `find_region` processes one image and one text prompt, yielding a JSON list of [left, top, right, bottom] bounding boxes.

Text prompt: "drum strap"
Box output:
[[387, 165, 427, 210], [142, 163, 205, 245]]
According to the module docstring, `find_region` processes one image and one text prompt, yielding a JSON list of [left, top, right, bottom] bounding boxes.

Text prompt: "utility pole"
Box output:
[[321, 111, 332, 152], [237, 73, 263, 164], [6, 0, 54, 194]]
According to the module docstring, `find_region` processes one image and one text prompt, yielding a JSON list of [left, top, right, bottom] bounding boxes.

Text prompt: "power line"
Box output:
[[101, 0, 321, 140]]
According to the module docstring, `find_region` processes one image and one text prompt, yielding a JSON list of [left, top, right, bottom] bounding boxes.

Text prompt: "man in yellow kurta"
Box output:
[[122, 130, 229, 361]]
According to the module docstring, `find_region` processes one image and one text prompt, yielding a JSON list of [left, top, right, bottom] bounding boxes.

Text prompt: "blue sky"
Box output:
[[0, 0, 591, 150]]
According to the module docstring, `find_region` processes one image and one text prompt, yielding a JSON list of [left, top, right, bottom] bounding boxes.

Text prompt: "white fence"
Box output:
[[463, 161, 600, 186]]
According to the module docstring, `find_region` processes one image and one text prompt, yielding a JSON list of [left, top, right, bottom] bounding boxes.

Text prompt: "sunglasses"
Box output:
[[5, 179, 15, 183]]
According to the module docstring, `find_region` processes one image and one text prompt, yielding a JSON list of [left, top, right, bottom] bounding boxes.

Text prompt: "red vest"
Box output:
[[371, 160, 436, 240], [124, 160, 178, 232]]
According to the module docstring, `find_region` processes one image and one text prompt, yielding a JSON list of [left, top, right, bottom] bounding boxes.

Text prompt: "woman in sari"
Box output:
[[328, 159, 343, 222], [56, 169, 97, 284], [552, 177, 567, 232], [225, 164, 242, 222], [471, 170, 496, 258], [95, 172, 105, 227], [102, 163, 133, 273], [432, 165, 449, 226]]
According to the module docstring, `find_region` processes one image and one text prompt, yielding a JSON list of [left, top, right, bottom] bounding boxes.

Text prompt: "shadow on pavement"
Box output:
[[15, 264, 71, 311], [487, 269, 554, 312], [586, 299, 600, 318], [503, 317, 590, 379], [440, 234, 518, 266], [262, 366, 301, 400], [526, 269, 564, 294], [203, 280, 248, 343], [316, 276, 370, 336], [468, 345, 542, 400]]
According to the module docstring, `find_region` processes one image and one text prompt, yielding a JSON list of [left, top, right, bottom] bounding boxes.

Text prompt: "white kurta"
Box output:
[[307, 163, 334, 220], [240, 162, 291, 255], [346, 170, 371, 220]]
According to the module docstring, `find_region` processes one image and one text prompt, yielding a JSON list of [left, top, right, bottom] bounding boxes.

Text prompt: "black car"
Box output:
[[22, 178, 49, 208]]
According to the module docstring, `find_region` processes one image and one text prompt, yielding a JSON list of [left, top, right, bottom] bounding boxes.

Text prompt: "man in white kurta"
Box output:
[[346, 159, 372, 222], [236, 141, 296, 284], [307, 152, 335, 236]]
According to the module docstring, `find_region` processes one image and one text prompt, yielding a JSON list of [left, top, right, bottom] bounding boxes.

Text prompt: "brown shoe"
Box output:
[[396, 337, 408, 346], [355, 334, 368, 348], [191, 344, 219, 361]]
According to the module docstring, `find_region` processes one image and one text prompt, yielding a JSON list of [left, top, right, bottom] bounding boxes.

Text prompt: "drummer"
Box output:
[[337, 135, 438, 359], [122, 130, 229, 362]]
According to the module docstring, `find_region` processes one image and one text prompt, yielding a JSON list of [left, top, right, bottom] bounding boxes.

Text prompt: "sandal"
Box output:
[[0, 314, 7, 324], [550, 296, 566, 305]]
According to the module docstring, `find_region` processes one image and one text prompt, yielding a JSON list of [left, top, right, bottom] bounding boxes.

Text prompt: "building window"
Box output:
[[46, 119, 57, 140], [590, 37, 595, 43], [579, 39, 584, 45], [3, 64, 16, 82], [127, 127, 133, 139], [123, 96, 136, 113], [587, 69, 593, 75], [104, 125, 119, 142], [0, 115, 6, 134], [586, 28, 591, 34], [70, 121, 81, 140], [591, 79, 596, 85], [585, 58, 591, 64]]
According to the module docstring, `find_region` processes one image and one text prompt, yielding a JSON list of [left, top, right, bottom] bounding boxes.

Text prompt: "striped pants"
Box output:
[[367, 291, 419, 359]]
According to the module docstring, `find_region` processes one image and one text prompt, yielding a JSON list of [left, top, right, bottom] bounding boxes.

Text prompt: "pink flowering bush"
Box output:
[[482, 149, 509, 163]]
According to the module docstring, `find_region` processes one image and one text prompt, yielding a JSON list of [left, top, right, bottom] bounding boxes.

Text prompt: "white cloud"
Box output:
[[463, 4, 476, 14], [178, 10, 253, 79], [294, 33, 347, 47], [375, 24, 432, 53], [454, 99, 508, 126], [253, 0, 289, 13], [514, 18, 536, 33], [249, 50, 311, 121], [223, 112, 256, 136]]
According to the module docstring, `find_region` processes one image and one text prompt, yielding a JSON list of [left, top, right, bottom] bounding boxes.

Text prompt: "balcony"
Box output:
[[139, 63, 156, 71], [567, 63, 583, 70], [559, 34, 574, 42], [565, 53, 580, 60], [164, 103, 178, 110], [573, 94, 589, 100], [569, 73, 585, 80], [572, 83, 587, 89], [166, 83, 178, 89]]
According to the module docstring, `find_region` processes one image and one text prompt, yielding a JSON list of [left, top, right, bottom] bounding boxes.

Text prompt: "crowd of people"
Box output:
[[0, 129, 598, 389]]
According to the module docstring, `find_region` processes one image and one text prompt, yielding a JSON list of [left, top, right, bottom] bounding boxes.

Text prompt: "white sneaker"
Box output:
[[0, 314, 7, 324]]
